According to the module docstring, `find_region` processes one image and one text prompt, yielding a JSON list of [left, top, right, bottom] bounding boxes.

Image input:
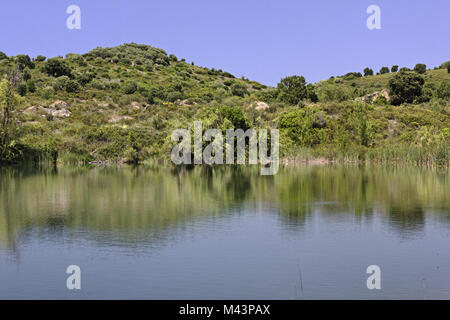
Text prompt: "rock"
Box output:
[[23, 106, 44, 114], [252, 101, 270, 111], [108, 115, 133, 123], [358, 89, 390, 103], [49, 100, 69, 110], [131, 101, 143, 109]]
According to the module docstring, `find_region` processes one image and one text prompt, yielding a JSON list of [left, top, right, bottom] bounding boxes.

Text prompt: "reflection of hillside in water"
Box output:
[[0, 165, 449, 251]]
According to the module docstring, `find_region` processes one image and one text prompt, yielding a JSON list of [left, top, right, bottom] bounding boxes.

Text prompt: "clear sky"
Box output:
[[0, 0, 448, 86]]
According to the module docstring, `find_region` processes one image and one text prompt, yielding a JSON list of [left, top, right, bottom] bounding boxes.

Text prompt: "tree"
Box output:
[[391, 65, 399, 72], [379, 66, 390, 74], [43, 57, 72, 77], [16, 55, 35, 70], [122, 81, 137, 94], [388, 72, 424, 105], [413, 63, 426, 74], [35, 55, 46, 62], [447, 64, 450, 74], [0, 51, 8, 61], [277, 75, 307, 104], [0, 76, 21, 160], [363, 68, 374, 76]]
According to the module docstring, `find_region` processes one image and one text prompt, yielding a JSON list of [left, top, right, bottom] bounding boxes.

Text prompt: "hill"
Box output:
[[0, 43, 449, 166]]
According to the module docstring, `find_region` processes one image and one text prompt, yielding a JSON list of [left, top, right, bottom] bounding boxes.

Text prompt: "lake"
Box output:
[[0, 165, 449, 299]]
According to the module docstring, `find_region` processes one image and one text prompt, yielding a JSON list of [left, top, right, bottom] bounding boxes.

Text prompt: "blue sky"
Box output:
[[0, 0, 448, 85]]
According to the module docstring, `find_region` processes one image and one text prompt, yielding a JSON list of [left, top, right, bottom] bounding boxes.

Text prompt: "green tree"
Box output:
[[379, 66, 390, 74], [388, 72, 424, 105], [15, 55, 35, 70], [391, 65, 399, 72], [35, 55, 46, 62], [277, 75, 307, 104], [413, 63, 426, 74], [43, 57, 72, 77], [0, 78, 21, 160], [363, 68, 374, 76]]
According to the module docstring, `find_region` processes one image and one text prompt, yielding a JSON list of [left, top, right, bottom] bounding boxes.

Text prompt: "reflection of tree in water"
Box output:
[[0, 165, 448, 252], [387, 203, 425, 233]]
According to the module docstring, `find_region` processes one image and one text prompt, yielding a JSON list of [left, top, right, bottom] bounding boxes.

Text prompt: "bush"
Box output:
[[15, 55, 35, 70], [388, 72, 424, 105], [277, 75, 307, 104], [379, 66, 390, 74], [35, 55, 46, 62], [414, 63, 426, 74], [219, 106, 250, 130], [122, 81, 137, 94], [17, 83, 27, 96], [399, 67, 410, 71], [65, 79, 80, 93], [230, 83, 248, 97], [0, 51, 8, 60], [26, 80, 36, 93], [76, 72, 95, 86], [53, 76, 69, 91], [391, 65, 398, 72], [43, 57, 72, 77], [447, 65, 450, 74], [363, 68, 374, 76], [436, 81, 450, 99], [41, 87, 54, 99]]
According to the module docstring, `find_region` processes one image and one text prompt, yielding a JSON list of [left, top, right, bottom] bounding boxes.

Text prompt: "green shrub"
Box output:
[[43, 57, 72, 77], [436, 80, 450, 99], [53, 76, 69, 91], [391, 65, 399, 72], [414, 63, 426, 74], [35, 55, 46, 62], [65, 79, 80, 93], [364, 68, 374, 76], [277, 75, 307, 104], [122, 81, 137, 94], [231, 83, 248, 97], [17, 82, 27, 96], [388, 72, 424, 105], [379, 66, 390, 74], [26, 80, 36, 93], [15, 54, 35, 70]]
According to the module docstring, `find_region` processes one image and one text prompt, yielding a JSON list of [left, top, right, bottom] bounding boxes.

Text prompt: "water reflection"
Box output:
[[0, 165, 448, 252]]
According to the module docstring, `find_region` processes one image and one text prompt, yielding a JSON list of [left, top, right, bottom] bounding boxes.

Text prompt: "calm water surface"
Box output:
[[0, 165, 449, 299]]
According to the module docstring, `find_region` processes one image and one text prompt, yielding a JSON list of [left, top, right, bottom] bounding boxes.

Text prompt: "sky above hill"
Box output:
[[0, 0, 449, 86]]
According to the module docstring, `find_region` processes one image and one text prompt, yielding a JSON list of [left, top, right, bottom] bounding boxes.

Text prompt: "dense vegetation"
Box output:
[[0, 43, 448, 167]]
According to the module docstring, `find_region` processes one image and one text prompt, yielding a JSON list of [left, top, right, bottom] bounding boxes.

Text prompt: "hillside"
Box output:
[[0, 43, 449, 166]]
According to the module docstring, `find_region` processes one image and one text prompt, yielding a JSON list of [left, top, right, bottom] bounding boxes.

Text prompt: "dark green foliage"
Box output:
[[447, 65, 450, 74], [364, 68, 374, 76], [399, 67, 410, 71], [436, 80, 450, 99], [26, 80, 36, 93], [0, 51, 8, 60], [22, 68, 32, 81], [379, 66, 390, 74], [391, 65, 399, 72], [277, 75, 307, 104], [65, 80, 80, 93], [122, 81, 137, 94], [169, 54, 178, 62], [414, 63, 426, 74], [35, 55, 46, 62], [16, 55, 35, 70], [17, 82, 27, 96], [76, 72, 95, 86], [389, 72, 425, 105], [306, 83, 318, 102], [231, 83, 248, 97], [220, 106, 250, 130], [43, 57, 72, 77]]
